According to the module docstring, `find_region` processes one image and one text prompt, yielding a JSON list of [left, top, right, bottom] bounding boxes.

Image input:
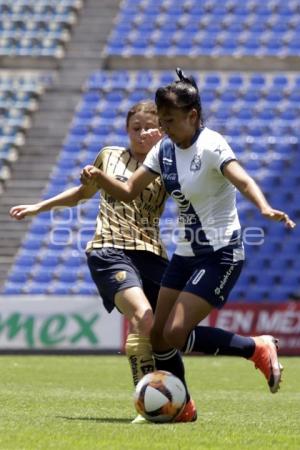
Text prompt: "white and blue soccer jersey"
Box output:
[[144, 127, 243, 257]]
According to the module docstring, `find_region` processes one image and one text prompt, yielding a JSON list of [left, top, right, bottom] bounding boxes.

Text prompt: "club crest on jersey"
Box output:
[[115, 271, 127, 282], [190, 155, 202, 172]]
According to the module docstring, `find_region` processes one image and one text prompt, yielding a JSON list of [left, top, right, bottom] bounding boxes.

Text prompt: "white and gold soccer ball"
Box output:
[[133, 370, 186, 423]]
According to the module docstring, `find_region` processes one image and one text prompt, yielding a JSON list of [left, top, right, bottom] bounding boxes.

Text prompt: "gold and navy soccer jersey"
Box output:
[[86, 146, 168, 258]]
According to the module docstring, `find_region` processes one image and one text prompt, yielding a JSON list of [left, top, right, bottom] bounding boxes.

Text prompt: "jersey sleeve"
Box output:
[[93, 147, 105, 169], [210, 134, 237, 174], [143, 142, 161, 175]]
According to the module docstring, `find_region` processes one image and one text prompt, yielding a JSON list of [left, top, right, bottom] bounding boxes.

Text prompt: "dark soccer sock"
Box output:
[[153, 349, 191, 402], [183, 326, 255, 359]]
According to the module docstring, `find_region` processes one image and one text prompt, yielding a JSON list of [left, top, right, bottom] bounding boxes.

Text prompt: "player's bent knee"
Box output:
[[163, 326, 186, 350]]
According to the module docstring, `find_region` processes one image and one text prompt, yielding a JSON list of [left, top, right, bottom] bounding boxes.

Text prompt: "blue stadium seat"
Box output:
[[25, 282, 49, 295], [201, 73, 221, 87], [242, 287, 269, 302], [23, 238, 44, 251], [243, 90, 261, 103], [92, 124, 112, 136], [281, 271, 300, 287], [69, 125, 89, 137], [63, 253, 84, 267], [177, 41, 195, 55], [128, 89, 151, 103], [50, 282, 72, 294], [32, 269, 54, 283], [14, 253, 36, 267], [29, 223, 50, 236], [281, 239, 300, 256], [199, 36, 216, 53], [230, 288, 247, 301], [244, 257, 268, 270], [288, 38, 300, 53], [158, 72, 175, 84], [249, 73, 266, 86], [73, 282, 97, 295], [201, 89, 216, 103], [268, 255, 295, 271], [272, 75, 288, 87], [40, 254, 61, 268], [2, 283, 24, 295], [81, 270, 93, 283], [220, 90, 239, 103], [135, 71, 154, 88], [57, 269, 79, 283], [270, 287, 290, 302], [276, 4, 295, 16], [253, 270, 281, 287], [8, 271, 29, 283], [227, 74, 244, 87], [265, 90, 284, 103], [265, 157, 288, 172]]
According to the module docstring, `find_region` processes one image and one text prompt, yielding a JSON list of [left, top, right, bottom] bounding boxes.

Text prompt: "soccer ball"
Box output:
[[133, 370, 186, 423]]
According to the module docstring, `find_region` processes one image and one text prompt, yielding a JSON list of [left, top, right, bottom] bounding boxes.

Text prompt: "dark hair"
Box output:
[[155, 68, 203, 126], [126, 100, 158, 128]]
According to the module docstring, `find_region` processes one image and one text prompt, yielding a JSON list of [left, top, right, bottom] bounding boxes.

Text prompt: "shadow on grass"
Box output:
[[57, 415, 131, 424]]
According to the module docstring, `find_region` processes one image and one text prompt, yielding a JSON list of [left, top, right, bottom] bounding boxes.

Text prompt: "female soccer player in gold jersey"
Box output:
[[10, 100, 168, 423]]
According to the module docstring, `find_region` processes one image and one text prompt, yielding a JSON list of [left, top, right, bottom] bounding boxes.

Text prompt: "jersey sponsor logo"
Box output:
[[190, 154, 202, 172], [192, 269, 206, 285], [213, 146, 226, 155], [162, 157, 173, 165], [214, 265, 234, 298], [171, 189, 191, 213], [115, 271, 127, 282], [163, 172, 177, 181], [115, 175, 128, 182]]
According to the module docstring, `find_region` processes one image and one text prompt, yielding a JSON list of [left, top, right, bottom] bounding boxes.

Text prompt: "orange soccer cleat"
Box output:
[[251, 335, 283, 393], [174, 398, 197, 423]]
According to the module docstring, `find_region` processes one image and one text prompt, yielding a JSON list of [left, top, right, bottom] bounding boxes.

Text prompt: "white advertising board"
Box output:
[[0, 296, 123, 351]]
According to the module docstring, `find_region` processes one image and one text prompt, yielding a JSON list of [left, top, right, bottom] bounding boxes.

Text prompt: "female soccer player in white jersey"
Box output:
[[10, 100, 170, 423], [80, 70, 296, 422]]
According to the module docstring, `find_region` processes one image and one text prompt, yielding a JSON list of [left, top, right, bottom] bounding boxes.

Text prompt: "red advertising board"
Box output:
[[123, 302, 300, 356], [207, 302, 300, 356]]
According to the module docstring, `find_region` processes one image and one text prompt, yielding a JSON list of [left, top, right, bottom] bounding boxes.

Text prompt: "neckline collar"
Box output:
[[176, 127, 204, 150]]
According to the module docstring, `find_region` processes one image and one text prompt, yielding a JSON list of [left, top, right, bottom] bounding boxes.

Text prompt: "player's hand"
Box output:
[[261, 207, 296, 229], [141, 128, 163, 150], [9, 204, 39, 220], [80, 165, 101, 185]]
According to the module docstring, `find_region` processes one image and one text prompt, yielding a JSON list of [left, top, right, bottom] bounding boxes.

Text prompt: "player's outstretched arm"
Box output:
[[80, 165, 157, 202], [9, 183, 98, 221], [223, 160, 296, 229]]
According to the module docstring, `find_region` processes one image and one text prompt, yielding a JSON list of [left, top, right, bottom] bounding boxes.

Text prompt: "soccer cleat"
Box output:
[[250, 335, 283, 393], [174, 398, 197, 422], [131, 414, 148, 424]]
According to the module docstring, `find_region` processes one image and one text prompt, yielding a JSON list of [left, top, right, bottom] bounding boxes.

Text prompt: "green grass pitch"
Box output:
[[1, 356, 299, 450]]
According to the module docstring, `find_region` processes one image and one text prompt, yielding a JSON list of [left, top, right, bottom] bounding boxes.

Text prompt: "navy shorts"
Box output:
[[86, 248, 168, 313], [161, 245, 244, 309]]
